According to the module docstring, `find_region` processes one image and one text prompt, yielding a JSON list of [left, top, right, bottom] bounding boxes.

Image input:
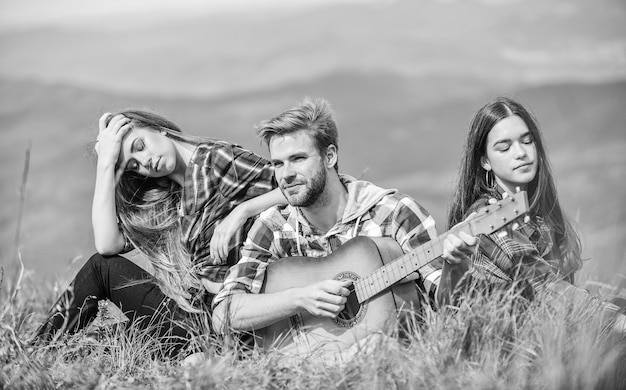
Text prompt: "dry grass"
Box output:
[[1, 270, 625, 390]]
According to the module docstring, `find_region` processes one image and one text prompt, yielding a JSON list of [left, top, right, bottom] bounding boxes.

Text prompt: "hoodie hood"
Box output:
[[340, 175, 397, 224]]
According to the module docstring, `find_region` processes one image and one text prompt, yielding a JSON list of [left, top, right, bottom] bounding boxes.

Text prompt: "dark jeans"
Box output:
[[35, 253, 194, 354]]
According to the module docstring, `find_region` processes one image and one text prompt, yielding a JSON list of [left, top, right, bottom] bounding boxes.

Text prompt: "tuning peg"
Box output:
[[502, 192, 509, 199], [515, 186, 521, 193], [497, 231, 508, 238], [512, 222, 520, 230], [524, 215, 531, 223]]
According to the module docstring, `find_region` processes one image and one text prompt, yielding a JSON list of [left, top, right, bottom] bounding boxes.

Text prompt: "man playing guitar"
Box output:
[[211, 98, 477, 354]]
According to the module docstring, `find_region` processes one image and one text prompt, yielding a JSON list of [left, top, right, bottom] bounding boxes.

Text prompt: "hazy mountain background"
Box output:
[[1, 0, 625, 288]]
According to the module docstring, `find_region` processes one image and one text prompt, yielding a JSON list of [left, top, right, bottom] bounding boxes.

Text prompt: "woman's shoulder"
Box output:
[[202, 141, 267, 162], [188, 143, 212, 166], [188, 141, 239, 167], [196, 140, 237, 152]]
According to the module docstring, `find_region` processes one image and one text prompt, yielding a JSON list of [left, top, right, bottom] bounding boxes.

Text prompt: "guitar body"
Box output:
[[254, 191, 532, 359], [257, 236, 423, 358]]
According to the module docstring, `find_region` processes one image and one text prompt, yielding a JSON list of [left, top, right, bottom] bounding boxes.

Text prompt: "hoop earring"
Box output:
[[485, 169, 495, 188]]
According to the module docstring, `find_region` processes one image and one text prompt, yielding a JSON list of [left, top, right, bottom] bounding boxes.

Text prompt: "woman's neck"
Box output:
[[169, 141, 196, 186]]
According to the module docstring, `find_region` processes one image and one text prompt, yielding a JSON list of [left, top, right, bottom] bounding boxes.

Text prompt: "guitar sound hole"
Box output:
[[337, 286, 360, 322], [333, 279, 367, 328]]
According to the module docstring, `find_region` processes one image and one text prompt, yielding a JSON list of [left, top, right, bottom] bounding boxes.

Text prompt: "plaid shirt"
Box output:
[[213, 176, 442, 309], [179, 142, 275, 283], [464, 193, 623, 315], [464, 194, 566, 294]]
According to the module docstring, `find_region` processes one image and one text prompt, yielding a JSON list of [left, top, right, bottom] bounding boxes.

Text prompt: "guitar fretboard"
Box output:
[[353, 192, 528, 304], [353, 226, 463, 304]]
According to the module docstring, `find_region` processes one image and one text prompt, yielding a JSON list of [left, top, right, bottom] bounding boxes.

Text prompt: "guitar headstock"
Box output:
[[468, 190, 529, 236]]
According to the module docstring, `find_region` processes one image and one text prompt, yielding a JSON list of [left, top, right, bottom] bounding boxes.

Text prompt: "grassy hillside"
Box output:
[[1, 269, 625, 389]]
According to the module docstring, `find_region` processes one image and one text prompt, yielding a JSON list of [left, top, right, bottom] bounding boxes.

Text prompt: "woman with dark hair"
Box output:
[[34, 110, 285, 349], [438, 97, 623, 325]]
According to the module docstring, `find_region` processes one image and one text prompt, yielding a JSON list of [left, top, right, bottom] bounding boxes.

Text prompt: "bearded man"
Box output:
[[211, 97, 475, 340]]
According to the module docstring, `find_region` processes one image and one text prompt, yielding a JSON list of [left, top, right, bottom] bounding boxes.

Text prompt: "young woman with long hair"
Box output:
[[438, 97, 623, 322], [34, 110, 285, 349]]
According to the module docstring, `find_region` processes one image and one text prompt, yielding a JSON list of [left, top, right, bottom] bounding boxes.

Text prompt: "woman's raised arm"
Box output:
[[92, 113, 133, 255]]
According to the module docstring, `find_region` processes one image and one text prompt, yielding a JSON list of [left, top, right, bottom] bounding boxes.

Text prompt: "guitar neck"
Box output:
[[353, 191, 528, 304], [354, 223, 474, 304]]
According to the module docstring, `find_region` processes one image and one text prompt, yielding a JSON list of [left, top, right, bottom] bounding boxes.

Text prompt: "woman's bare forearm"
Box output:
[[92, 113, 133, 255], [92, 163, 125, 255]]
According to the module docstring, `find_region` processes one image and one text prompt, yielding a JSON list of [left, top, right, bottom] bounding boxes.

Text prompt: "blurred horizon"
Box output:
[[1, 0, 625, 287]]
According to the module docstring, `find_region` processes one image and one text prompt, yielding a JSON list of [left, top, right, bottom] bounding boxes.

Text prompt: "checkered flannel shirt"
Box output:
[[465, 194, 566, 294], [462, 193, 625, 317], [179, 142, 275, 283], [213, 176, 442, 309]]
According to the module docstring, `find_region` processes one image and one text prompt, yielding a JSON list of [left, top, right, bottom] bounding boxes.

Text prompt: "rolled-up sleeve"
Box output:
[[392, 196, 441, 297]]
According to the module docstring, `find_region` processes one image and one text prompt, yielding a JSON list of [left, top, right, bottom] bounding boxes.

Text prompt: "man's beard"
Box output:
[[282, 164, 327, 208]]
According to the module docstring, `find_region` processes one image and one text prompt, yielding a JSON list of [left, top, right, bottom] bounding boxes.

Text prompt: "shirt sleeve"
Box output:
[[183, 143, 276, 267], [212, 214, 279, 309], [390, 195, 441, 299], [465, 197, 558, 291]]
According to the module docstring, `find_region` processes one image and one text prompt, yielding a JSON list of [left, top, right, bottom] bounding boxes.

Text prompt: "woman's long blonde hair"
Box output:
[[113, 110, 213, 312]]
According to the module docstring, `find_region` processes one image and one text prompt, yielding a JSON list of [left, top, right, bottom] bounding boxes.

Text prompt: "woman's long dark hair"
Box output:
[[113, 110, 215, 312], [447, 97, 582, 277]]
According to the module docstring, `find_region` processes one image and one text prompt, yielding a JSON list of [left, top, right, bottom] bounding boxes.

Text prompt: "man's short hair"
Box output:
[[256, 97, 339, 171]]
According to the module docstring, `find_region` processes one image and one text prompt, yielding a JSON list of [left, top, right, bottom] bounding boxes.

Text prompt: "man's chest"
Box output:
[[274, 218, 390, 258]]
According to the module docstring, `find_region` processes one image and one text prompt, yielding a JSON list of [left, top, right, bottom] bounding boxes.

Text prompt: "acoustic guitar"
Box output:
[[257, 191, 530, 358]]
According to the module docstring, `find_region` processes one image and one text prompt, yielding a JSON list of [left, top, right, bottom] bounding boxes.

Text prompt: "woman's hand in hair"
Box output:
[[92, 113, 133, 254], [94, 113, 133, 182]]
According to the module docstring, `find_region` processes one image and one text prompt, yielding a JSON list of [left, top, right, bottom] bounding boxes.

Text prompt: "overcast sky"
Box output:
[[0, 0, 377, 30]]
